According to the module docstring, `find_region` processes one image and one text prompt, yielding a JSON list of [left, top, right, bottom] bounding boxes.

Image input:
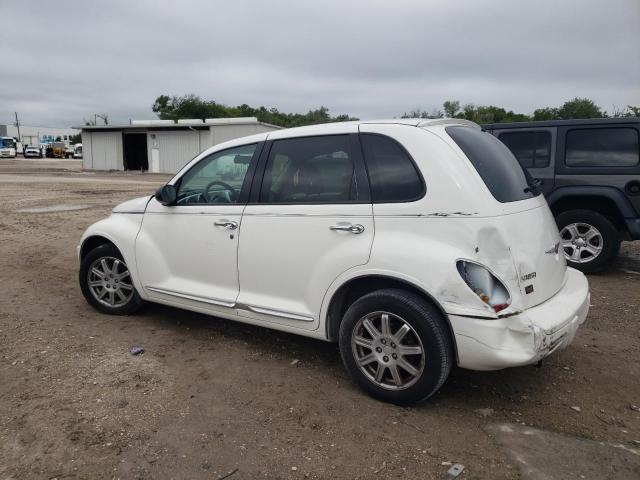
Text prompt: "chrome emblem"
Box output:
[[545, 242, 560, 254]]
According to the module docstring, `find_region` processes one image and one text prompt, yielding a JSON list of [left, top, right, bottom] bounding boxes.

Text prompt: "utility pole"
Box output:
[[14, 112, 21, 144]]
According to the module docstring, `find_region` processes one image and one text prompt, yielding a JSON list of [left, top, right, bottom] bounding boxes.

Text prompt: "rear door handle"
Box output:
[[330, 223, 365, 234], [214, 219, 238, 230]]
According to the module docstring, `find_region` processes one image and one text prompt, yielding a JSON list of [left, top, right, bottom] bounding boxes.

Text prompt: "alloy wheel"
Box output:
[[560, 222, 604, 263], [87, 256, 134, 307], [351, 311, 425, 390]]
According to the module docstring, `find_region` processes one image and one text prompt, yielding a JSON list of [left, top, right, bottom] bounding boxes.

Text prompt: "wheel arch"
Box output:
[[547, 186, 635, 234], [80, 234, 118, 260], [324, 274, 458, 362]]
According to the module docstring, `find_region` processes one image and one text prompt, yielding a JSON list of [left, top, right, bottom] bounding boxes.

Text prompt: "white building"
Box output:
[[75, 117, 280, 173], [0, 124, 79, 147]]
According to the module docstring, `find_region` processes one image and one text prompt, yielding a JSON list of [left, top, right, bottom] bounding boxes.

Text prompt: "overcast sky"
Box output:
[[1, 0, 638, 127]]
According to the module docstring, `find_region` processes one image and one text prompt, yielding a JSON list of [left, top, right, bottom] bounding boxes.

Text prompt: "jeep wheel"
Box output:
[[339, 289, 453, 405], [556, 209, 620, 273]]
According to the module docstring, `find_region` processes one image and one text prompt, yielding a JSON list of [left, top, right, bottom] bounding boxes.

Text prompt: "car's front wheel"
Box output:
[[339, 289, 453, 405], [79, 243, 144, 315]]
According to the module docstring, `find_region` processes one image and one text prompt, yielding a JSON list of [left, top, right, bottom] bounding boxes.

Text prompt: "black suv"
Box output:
[[483, 118, 640, 273]]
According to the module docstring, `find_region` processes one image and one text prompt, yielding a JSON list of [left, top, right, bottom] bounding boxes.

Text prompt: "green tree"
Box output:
[[443, 100, 460, 118], [401, 108, 443, 119], [533, 107, 561, 121], [557, 97, 603, 119], [456, 104, 530, 124], [626, 105, 640, 117], [152, 94, 357, 127], [69, 133, 82, 144]]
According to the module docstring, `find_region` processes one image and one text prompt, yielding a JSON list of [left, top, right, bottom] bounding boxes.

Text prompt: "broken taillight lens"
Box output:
[[456, 260, 511, 313]]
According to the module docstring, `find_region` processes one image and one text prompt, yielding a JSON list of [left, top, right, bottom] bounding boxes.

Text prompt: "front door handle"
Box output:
[[330, 223, 365, 234], [214, 219, 238, 230]]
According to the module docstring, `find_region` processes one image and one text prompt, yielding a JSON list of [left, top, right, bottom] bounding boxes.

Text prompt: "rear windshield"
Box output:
[[446, 126, 539, 203]]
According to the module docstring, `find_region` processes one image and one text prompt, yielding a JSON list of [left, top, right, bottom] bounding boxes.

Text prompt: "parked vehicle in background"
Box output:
[[24, 145, 43, 158], [73, 143, 83, 159], [0, 137, 17, 158], [78, 119, 589, 405], [45, 142, 69, 159], [484, 118, 640, 273]]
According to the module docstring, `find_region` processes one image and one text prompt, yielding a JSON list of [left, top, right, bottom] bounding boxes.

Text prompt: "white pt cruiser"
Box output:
[[78, 119, 590, 405]]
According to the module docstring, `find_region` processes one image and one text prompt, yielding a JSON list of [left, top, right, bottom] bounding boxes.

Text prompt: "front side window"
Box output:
[[177, 144, 256, 204], [498, 131, 551, 168], [360, 134, 424, 203], [446, 126, 539, 203], [260, 135, 357, 203], [565, 128, 639, 167]]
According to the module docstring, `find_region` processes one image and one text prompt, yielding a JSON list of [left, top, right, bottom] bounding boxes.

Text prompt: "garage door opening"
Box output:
[[123, 133, 148, 171]]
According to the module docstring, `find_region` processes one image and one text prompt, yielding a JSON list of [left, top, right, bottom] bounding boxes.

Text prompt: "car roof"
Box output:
[[264, 118, 480, 135]]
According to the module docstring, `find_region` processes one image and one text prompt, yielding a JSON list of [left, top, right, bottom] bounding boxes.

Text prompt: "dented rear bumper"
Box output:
[[450, 267, 589, 371]]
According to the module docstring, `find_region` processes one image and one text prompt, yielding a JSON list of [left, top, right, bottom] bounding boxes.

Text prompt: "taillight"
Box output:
[[456, 260, 511, 313]]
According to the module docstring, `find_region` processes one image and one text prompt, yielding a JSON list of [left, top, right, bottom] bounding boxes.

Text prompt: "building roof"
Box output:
[[73, 117, 281, 130]]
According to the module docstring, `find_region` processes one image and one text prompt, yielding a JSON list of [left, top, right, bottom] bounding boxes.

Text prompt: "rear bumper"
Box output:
[[450, 268, 589, 371]]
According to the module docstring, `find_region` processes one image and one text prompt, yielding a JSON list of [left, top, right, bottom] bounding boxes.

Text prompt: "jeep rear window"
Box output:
[[565, 128, 639, 167], [446, 126, 539, 203]]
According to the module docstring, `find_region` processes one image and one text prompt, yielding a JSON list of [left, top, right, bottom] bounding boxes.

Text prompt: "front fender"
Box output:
[[79, 214, 146, 297]]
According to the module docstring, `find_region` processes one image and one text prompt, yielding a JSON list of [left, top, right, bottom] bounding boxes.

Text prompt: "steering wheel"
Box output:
[[202, 181, 237, 203]]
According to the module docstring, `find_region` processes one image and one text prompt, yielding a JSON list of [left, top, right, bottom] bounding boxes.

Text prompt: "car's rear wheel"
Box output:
[[339, 288, 453, 405], [556, 209, 620, 273], [79, 243, 144, 314]]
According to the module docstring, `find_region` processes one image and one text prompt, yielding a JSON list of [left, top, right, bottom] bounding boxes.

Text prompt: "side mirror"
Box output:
[[155, 184, 177, 206]]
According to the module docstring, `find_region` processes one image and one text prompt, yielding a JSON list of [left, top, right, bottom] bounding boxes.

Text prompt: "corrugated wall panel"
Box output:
[[154, 131, 200, 173], [82, 131, 93, 170], [210, 124, 279, 147], [90, 132, 123, 170]]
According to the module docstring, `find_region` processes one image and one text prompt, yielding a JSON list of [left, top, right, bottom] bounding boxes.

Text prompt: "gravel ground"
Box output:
[[0, 159, 639, 479]]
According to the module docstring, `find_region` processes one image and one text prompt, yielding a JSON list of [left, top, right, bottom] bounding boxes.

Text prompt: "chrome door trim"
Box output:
[[242, 304, 315, 322], [145, 287, 315, 322], [240, 212, 369, 217], [146, 286, 236, 308]]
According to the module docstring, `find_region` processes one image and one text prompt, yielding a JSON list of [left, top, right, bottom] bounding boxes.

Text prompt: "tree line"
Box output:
[[402, 98, 640, 124], [153, 94, 639, 128], [152, 94, 357, 128]]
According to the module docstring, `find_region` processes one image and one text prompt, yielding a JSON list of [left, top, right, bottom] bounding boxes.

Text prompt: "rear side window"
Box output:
[[565, 128, 639, 167], [498, 131, 551, 168], [260, 135, 357, 203], [360, 134, 424, 202], [446, 126, 539, 203]]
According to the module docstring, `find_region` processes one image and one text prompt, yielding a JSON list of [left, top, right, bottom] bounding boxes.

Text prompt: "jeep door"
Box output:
[[554, 123, 640, 214], [236, 128, 373, 331], [135, 143, 261, 315]]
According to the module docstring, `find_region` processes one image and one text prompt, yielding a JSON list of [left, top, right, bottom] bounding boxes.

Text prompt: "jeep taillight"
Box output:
[[456, 260, 511, 313]]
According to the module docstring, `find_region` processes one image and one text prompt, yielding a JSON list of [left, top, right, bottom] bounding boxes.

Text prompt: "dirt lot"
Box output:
[[1, 159, 639, 479]]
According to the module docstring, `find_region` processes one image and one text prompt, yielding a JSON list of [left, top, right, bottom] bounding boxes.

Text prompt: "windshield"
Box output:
[[446, 126, 540, 203], [1, 138, 16, 148]]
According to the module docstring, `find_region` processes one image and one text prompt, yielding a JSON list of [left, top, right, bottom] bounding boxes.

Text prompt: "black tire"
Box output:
[[338, 288, 453, 405], [79, 243, 144, 315], [556, 209, 620, 273]]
